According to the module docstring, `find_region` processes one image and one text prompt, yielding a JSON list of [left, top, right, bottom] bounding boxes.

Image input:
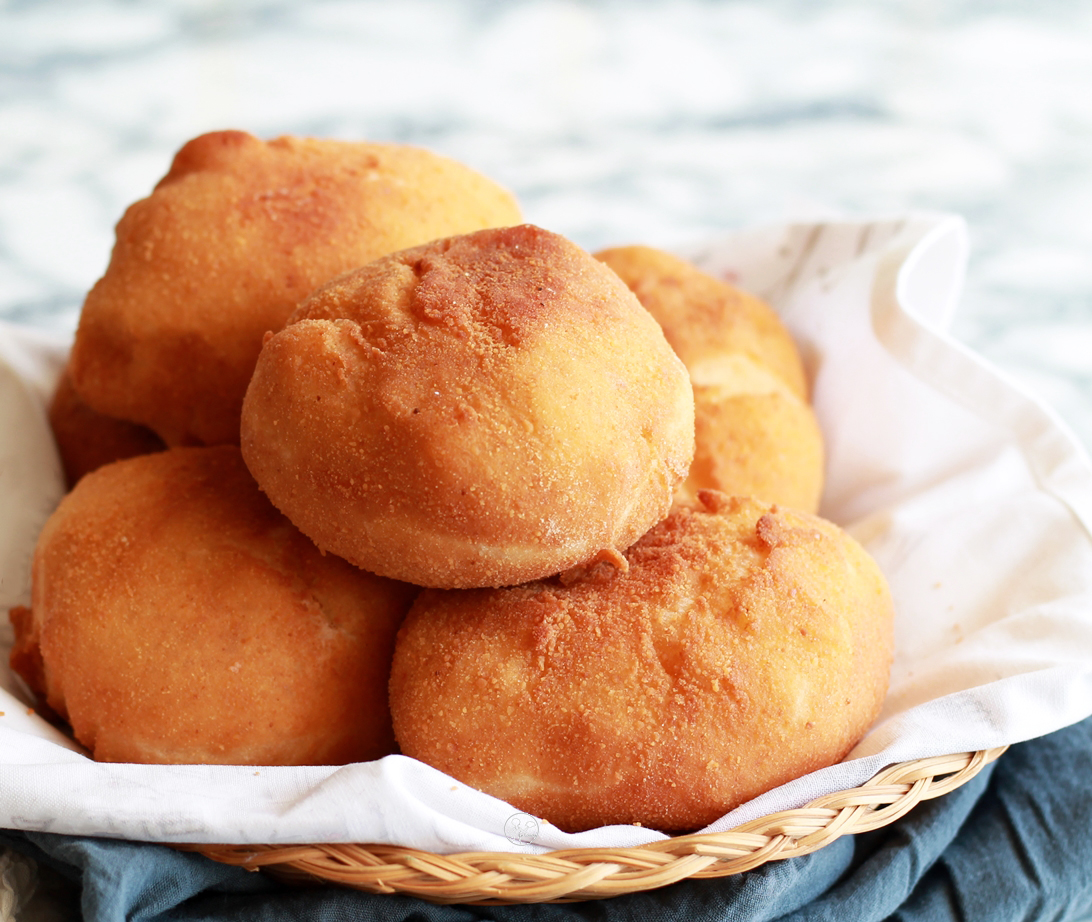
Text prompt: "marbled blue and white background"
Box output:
[[3, 0, 1092, 446], [2, 0, 1092, 914]]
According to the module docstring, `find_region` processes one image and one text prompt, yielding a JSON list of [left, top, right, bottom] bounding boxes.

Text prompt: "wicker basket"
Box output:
[[184, 746, 1006, 904]]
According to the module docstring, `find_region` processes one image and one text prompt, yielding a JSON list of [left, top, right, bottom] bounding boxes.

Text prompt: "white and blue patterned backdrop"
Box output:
[[2, 0, 1091, 441]]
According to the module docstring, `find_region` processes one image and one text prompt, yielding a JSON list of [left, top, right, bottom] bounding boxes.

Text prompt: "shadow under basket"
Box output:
[[179, 746, 1007, 904]]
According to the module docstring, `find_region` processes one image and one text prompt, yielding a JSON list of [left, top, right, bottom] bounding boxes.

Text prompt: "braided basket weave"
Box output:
[[184, 746, 1006, 904]]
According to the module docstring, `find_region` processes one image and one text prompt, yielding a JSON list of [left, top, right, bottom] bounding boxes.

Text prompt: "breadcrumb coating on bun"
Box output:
[[389, 492, 894, 832], [69, 131, 522, 447], [10, 446, 417, 765], [596, 245, 824, 512], [241, 224, 696, 589]]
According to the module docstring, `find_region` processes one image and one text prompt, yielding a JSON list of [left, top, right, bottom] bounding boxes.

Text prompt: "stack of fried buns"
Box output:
[[10, 131, 894, 834]]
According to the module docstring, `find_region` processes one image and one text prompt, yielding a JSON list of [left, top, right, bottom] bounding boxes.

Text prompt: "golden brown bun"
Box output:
[[389, 492, 894, 833], [69, 131, 522, 447], [48, 365, 166, 488], [596, 246, 824, 512], [241, 224, 695, 589], [9, 445, 417, 765]]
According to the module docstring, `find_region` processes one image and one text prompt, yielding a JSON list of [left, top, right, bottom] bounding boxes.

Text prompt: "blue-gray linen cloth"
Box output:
[[3, 713, 1092, 921]]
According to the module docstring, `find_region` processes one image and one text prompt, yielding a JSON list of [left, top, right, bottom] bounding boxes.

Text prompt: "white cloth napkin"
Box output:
[[3, 214, 1092, 854]]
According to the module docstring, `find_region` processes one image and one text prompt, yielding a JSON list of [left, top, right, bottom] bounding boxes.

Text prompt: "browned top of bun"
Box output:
[[390, 492, 893, 832], [241, 224, 695, 589], [70, 131, 522, 446]]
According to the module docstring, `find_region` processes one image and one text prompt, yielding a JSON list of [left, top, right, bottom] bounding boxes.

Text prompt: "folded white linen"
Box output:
[[2, 214, 1091, 854]]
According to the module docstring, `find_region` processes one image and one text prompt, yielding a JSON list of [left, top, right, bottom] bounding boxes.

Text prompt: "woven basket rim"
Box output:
[[182, 745, 1007, 904]]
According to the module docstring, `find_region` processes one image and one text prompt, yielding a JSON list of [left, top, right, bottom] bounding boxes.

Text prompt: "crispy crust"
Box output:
[[69, 131, 522, 446], [11, 445, 418, 765], [596, 246, 824, 512], [389, 492, 894, 833], [241, 224, 696, 589], [48, 365, 165, 488]]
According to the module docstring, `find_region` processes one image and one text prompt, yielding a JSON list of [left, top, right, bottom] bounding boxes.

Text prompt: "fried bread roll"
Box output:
[[596, 246, 825, 512], [48, 365, 165, 488], [389, 491, 894, 832], [241, 224, 695, 589], [69, 130, 522, 447], [9, 445, 417, 765]]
